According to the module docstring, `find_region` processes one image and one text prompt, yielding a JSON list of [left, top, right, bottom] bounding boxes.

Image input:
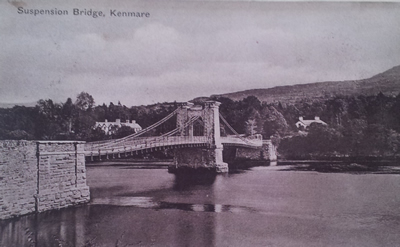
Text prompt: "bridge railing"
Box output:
[[221, 136, 262, 147], [84, 135, 262, 157], [85, 136, 207, 150], [84, 136, 209, 156], [246, 134, 263, 140]]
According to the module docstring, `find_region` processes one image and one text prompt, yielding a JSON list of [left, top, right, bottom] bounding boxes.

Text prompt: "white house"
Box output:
[[94, 119, 142, 135], [295, 116, 327, 129]]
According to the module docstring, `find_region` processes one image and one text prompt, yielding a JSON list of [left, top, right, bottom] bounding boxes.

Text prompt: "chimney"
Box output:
[[315, 116, 320, 121], [116, 119, 121, 124], [126, 120, 130, 123], [132, 120, 136, 124], [105, 119, 108, 122], [299, 117, 303, 121]]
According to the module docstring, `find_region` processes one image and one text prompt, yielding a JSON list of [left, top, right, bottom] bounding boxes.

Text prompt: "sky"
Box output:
[[1, 0, 400, 106]]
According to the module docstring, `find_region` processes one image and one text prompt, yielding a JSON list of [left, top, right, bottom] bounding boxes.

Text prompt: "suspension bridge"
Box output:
[[0, 101, 276, 220], [84, 101, 276, 173]]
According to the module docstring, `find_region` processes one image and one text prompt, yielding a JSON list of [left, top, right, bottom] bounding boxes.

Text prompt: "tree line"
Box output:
[[0, 92, 177, 141], [1, 91, 399, 159], [276, 93, 400, 159], [212, 92, 400, 159]]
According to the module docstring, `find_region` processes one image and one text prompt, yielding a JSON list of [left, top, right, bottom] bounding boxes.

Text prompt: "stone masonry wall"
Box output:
[[235, 140, 277, 161], [173, 148, 216, 169], [0, 140, 90, 220], [235, 147, 263, 160], [0, 141, 37, 219], [36, 141, 90, 213]]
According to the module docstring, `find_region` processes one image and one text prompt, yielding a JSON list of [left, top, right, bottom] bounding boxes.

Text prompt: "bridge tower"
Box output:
[[172, 101, 228, 173]]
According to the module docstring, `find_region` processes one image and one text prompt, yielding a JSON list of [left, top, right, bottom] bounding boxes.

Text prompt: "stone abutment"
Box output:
[[233, 140, 278, 161], [0, 140, 90, 220]]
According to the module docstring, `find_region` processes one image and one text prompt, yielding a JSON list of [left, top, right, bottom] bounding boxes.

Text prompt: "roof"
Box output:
[[121, 122, 142, 129], [95, 121, 142, 129], [296, 117, 327, 127]]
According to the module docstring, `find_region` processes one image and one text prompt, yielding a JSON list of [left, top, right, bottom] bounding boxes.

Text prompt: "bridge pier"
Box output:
[[215, 147, 229, 172], [170, 101, 229, 173], [234, 140, 277, 161], [170, 146, 228, 173]]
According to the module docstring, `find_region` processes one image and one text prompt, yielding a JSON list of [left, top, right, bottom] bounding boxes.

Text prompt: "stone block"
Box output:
[[81, 189, 90, 198], [0, 140, 90, 220]]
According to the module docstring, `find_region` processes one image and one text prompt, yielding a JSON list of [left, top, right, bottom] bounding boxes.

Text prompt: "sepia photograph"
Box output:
[[1, 0, 400, 246]]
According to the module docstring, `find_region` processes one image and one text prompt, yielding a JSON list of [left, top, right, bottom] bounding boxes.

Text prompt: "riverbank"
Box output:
[[277, 160, 400, 174], [278, 155, 400, 162], [86, 158, 173, 169], [85, 158, 400, 174]]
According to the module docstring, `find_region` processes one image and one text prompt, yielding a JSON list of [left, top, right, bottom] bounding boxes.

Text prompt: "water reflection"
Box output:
[[173, 172, 217, 190], [91, 196, 256, 213], [0, 207, 88, 247], [0, 171, 220, 247], [1, 202, 219, 247], [2, 163, 400, 247]]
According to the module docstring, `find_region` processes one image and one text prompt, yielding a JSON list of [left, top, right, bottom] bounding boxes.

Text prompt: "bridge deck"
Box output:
[[84, 136, 262, 157]]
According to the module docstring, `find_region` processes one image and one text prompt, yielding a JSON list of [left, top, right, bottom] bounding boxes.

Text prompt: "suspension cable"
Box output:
[[161, 116, 200, 137], [219, 113, 257, 144], [88, 108, 179, 148], [219, 113, 240, 136], [121, 108, 179, 139]]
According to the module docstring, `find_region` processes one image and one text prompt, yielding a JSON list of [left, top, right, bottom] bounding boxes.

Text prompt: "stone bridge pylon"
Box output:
[[171, 101, 229, 173]]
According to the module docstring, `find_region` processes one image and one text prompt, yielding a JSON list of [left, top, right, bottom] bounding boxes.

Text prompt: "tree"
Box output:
[[242, 96, 261, 111], [37, 99, 60, 120], [62, 98, 75, 133], [278, 135, 311, 159], [362, 124, 391, 156], [35, 99, 63, 139], [326, 98, 346, 126], [389, 93, 400, 132], [86, 127, 107, 142], [245, 119, 257, 136], [307, 123, 343, 155], [112, 126, 137, 139], [73, 113, 97, 140], [387, 130, 400, 157], [75, 92, 95, 111], [261, 106, 288, 138], [342, 118, 367, 156]]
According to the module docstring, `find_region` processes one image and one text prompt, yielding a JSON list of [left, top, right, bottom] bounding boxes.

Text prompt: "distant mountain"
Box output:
[[211, 65, 400, 103], [189, 97, 210, 104], [0, 101, 37, 108]]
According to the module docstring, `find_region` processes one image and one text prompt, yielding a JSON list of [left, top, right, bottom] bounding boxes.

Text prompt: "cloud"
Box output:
[[0, 1, 400, 106]]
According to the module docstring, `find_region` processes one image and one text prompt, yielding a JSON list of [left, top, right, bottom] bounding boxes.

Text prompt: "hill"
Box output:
[[0, 101, 36, 108], [211, 65, 400, 103]]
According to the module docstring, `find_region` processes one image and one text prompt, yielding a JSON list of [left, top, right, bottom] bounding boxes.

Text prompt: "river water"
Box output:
[[1, 162, 400, 247]]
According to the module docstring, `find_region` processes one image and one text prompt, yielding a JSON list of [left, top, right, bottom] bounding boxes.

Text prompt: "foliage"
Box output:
[[245, 119, 257, 136], [0, 90, 399, 159], [277, 93, 400, 159], [213, 95, 288, 140], [75, 92, 95, 111], [112, 126, 137, 139]]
